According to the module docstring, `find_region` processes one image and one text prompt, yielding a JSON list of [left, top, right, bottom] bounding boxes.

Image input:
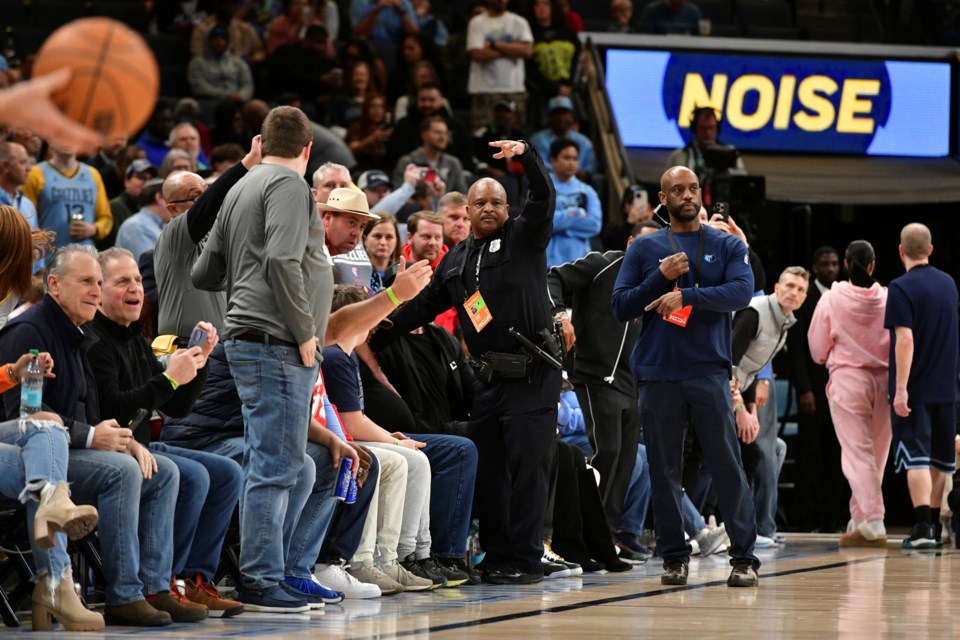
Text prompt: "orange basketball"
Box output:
[[33, 17, 159, 139]]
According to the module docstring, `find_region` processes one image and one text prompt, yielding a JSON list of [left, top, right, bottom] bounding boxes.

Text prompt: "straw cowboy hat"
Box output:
[[316, 187, 381, 220]]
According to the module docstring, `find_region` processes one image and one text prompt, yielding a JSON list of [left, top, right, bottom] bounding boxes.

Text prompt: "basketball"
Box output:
[[33, 17, 159, 140]]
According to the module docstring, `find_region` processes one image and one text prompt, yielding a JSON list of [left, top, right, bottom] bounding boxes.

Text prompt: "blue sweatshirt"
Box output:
[[611, 225, 753, 381], [547, 174, 602, 268]]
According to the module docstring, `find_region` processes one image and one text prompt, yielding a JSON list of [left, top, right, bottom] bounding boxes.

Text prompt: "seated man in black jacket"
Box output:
[[85, 247, 245, 618]]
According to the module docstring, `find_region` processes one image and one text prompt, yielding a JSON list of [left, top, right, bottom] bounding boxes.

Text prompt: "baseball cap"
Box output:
[[357, 170, 391, 191], [493, 99, 516, 112], [126, 159, 158, 179], [548, 96, 574, 113]]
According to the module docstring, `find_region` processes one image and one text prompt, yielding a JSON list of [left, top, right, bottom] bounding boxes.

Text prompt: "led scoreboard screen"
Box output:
[[605, 48, 952, 157]]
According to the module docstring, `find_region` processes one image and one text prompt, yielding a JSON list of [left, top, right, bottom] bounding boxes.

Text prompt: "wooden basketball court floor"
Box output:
[[8, 536, 959, 639]]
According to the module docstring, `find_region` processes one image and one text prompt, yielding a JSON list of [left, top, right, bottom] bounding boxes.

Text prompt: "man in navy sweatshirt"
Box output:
[[611, 166, 760, 588]]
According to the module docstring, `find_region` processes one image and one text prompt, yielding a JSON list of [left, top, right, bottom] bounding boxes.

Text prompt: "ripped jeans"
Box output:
[[0, 416, 71, 582]]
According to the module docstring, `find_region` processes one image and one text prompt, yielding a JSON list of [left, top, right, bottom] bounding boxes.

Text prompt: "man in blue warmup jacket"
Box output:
[[611, 166, 760, 588]]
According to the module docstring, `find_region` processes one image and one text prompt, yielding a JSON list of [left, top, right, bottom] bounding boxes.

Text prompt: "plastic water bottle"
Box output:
[[19, 350, 43, 417], [373, 537, 384, 566]]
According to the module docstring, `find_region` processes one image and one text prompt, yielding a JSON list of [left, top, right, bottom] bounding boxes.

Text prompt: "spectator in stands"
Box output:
[[173, 99, 213, 159], [329, 62, 376, 129], [666, 106, 746, 182], [370, 163, 445, 220], [467, 0, 534, 128], [609, 0, 638, 33], [209, 143, 245, 178], [169, 123, 211, 172], [387, 34, 441, 105], [412, 0, 448, 45], [341, 38, 389, 97], [387, 83, 473, 172], [352, 0, 421, 50], [115, 179, 169, 262], [545, 138, 601, 267], [0, 141, 37, 230], [0, 245, 183, 626], [321, 187, 382, 292], [640, 0, 702, 34], [266, 0, 324, 54], [87, 135, 128, 195], [0, 207, 50, 327], [0, 352, 104, 631], [530, 96, 596, 177], [105, 159, 158, 251], [393, 61, 448, 121], [526, 0, 581, 121], [155, 0, 213, 34], [807, 240, 891, 547], [137, 102, 176, 168], [268, 25, 339, 108], [346, 94, 394, 173], [357, 170, 393, 208], [9, 128, 42, 166], [160, 149, 196, 178], [312, 162, 354, 207], [98, 144, 146, 200], [473, 99, 527, 178], [884, 224, 958, 549], [191, 0, 266, 63], [392, 117, 467, 194], [22, 146, 112, 253], [731, 267, 809, 547], [439, 191, 470, 248], [211, 100, 247, 149], [363, 212, 402, 292], [561, 0, 584, 31], [785, 246, 848, 532], [188, 25, 256, 104], [402, 210, 445, 268], [86, 248, 244, 618], [602, 184, 653, 251]]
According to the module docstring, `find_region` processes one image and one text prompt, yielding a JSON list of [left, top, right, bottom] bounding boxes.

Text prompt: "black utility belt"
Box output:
[[470, 352, 532, 383]]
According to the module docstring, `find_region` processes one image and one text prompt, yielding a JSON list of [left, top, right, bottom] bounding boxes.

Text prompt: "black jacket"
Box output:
[[375, 324, 476, 436], [371, 146, 556, 359], [0, 295, 99, 448], [546, 250, 640, 396], [85, 311, 207, 443]]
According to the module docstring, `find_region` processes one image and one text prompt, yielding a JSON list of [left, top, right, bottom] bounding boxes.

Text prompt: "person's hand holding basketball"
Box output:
[[0, 69, 101, 154]]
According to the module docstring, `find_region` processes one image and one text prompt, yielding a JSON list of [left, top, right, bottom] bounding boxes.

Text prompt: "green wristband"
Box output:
[[163, 372, 179, 391], [386, 287, 401, 307]]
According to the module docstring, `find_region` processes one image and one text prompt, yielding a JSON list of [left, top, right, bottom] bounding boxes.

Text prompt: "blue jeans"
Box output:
[[68, 449, 178, 604], [681, 491, 707, 537], [285, 442, 339, 579], [317, 451, 380, 564], [619, 443, 651, 535], [225, 339, 319, 589], [150, 442, 243, 580], [0, 417, 71, 580], [414, 433, 478, 559], [753, 390, 780, 538]]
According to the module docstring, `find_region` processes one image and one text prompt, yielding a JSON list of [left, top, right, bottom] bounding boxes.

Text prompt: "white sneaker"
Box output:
[[857, 520, 887, 541], [314, 562, 382, 599], [687, 532, 701, 556], [846, 519, 858, 534], [694, 526, 728, 556], [755, 535, 778, 549]]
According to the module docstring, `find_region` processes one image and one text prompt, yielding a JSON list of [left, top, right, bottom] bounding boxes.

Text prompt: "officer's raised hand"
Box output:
[[659, 252, 689, 280], [489, 140, 526, 159]]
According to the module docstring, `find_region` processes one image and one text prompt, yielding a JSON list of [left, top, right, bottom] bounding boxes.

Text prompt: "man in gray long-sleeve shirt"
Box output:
[[191, 106, 330, 613]]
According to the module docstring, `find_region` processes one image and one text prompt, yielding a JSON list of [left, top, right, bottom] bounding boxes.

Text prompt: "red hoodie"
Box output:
[[402, 242, 457, 334]]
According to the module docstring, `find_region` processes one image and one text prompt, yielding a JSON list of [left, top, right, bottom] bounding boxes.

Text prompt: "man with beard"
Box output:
[[612, 166, 759, 588], [386, 84, 474, 171]]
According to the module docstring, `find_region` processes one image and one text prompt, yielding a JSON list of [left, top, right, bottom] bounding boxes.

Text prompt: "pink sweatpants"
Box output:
[[825, 367, 892, 523]]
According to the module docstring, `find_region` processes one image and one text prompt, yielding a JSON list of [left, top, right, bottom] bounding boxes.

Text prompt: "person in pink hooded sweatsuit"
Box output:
[[807, 240, 890, 547]]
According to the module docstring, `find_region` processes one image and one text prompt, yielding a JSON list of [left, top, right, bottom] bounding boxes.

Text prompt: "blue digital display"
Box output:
[[605, 49, 952, 157]]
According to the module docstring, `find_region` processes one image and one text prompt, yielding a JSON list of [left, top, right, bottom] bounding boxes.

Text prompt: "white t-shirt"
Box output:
[[467, 11, 533, 95]]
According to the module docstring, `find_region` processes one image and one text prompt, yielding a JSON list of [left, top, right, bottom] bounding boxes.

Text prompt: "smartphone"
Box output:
[[712, 202, 729, 222], [129, 407, 151, 445], [418, 167, 437, 182], [633, 189, 648, 209], [187, 326, 208, 350]]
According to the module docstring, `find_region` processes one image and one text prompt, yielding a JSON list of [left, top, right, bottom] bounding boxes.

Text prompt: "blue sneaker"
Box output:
[[237, 583, 309, 613], [284, 576, 344, 606]]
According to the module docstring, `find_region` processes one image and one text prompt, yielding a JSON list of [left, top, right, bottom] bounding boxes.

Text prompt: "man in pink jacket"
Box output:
[[808, 240, 890, 547]]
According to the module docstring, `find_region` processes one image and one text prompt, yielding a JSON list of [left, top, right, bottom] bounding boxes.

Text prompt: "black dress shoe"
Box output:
[[726, 559, 759, 587], [481, 565, 544, 585], [660, 559, 688, 585]]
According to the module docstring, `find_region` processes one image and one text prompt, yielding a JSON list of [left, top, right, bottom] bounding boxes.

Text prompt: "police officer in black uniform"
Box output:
[[370, 139, 560, 585]]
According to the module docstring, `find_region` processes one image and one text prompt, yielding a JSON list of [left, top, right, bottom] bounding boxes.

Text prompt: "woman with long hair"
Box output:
[[346, 93, 393, 173], [0, 204, 52, 327], [329, 61, 376, 129], [808, 240, 891, 547], [363, 213, 401, 293]]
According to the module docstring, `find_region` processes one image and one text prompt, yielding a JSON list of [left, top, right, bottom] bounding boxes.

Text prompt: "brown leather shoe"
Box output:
[[726, 559, 759, 587], [660, 559, 688, 585], [182, 575, 244, 618], [149, 589, 208, 623], [103, 599, 172, 627], [839, 530, 887, 548]]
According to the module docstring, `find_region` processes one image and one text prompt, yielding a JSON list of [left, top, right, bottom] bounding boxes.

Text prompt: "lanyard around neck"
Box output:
[[666, 226, 705, 289]]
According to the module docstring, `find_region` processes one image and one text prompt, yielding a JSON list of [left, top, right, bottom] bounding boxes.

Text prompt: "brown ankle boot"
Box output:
[[32, 570, 105, 631], [149, 589, 208, 623], [104, 600, 172, 627], [34, 483, 99, 549]]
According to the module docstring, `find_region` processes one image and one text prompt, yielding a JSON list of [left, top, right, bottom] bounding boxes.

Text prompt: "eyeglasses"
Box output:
[[167, 196, 198, 205]]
